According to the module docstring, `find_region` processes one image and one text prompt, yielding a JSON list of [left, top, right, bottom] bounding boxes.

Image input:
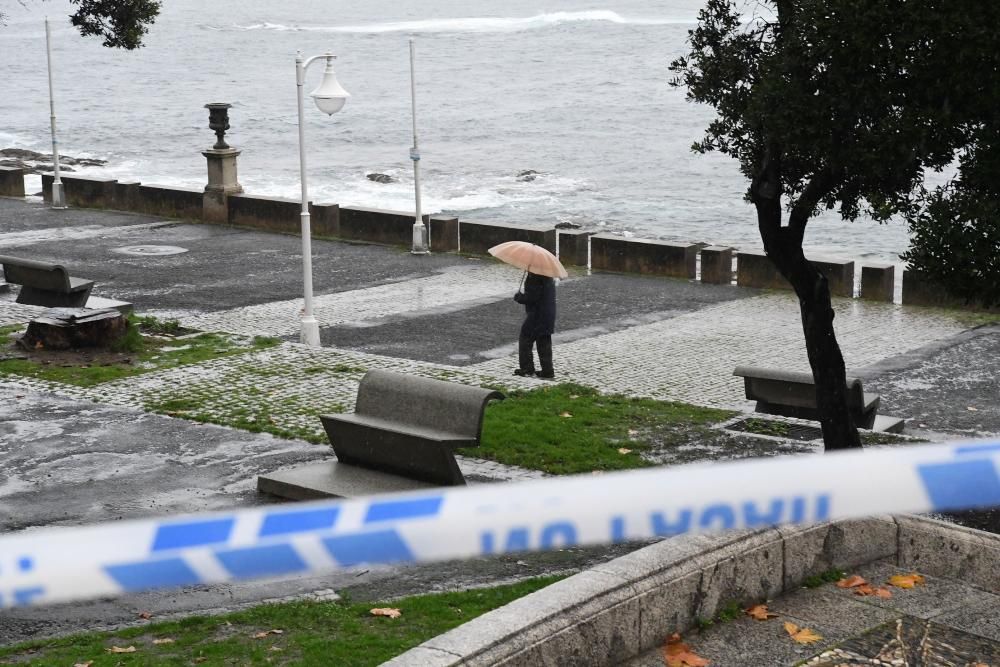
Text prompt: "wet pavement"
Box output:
[[0, 197, 998, 646]]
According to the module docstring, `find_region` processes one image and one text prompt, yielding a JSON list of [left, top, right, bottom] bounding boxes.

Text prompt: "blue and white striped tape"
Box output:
[[1, 439, 998, 608]]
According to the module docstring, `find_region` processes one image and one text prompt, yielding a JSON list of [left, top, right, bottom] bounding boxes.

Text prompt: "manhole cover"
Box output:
[[112, 245, 188, 256]]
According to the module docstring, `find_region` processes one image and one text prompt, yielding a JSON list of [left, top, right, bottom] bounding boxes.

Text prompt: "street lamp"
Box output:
[[295, 51, 349, 347], [409, 38, 429, 254], [45, 17, 66, 210]]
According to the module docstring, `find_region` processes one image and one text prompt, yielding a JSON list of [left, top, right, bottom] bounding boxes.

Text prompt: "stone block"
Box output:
[[590, 234, 698, 279], [459, 220, 556, 256], [899, 269, 998, 311], [310, 202, 340, 238], [689, 529, 784, 619], [429, 215, 459, 252], [39, 175, 117, 209], [736, 250, 786, 289], [778, 517, 897, 590], [700, 245, 733, 284], [558, 229, 592, 267], [0, 166, 25, 197], [257, 460, 436, 500], [860, 263, 895, 302], [228, 193, 301, 233], [813, 258, 855, 297], [380, 646, 457, 667], [339, 206, 421, 246], [134, 184, 203, 220], [896, 514, 1000, 590]]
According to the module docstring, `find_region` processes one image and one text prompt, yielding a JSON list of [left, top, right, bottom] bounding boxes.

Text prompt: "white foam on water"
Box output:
[[231, 11, 692, 35]]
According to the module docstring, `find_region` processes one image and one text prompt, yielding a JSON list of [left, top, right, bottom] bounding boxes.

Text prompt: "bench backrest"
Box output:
[[0, 255, 71, 292], [733, 365, 865, 409], [355, 369, 504, 438]]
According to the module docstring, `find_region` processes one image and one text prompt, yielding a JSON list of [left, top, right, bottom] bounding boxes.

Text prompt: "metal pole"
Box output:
[[295, 51, 321, 347], [409, 38, 429, 254], [45, 17, 66, 209]]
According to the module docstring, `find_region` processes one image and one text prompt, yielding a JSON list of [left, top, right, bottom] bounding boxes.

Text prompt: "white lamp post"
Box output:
[[295, 51, 349, 347], [409, 39, 429, 254], [45, 17, 66, 210]]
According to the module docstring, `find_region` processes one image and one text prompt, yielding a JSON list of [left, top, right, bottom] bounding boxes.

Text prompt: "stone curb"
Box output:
[[383, 515, 1000, 666]]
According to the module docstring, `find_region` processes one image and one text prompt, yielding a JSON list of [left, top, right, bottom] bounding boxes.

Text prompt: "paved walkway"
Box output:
[[626, 560, 1000, 666], [0, 197, 997, 647]]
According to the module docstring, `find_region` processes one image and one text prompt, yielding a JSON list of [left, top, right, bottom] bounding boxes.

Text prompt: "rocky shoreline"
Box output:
[[0, 147, 106, 174]]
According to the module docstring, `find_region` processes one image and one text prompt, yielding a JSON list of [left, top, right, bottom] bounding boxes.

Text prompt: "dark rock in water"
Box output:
[[0, 148, 106, 174], [555, 221, 582, 230], [516, 169, 539, 182], [21, 308, 127, 351], [366, 172, 396, 184], [35, 164, 76, 173], [0, 148, 46, 161]]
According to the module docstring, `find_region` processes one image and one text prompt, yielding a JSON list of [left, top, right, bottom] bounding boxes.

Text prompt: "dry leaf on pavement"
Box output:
[[836, 575, 867, 589], [887, 573, 925, 589], [662, 633, 710, 667], [746, 604, 778, 620], [370, 607, 402, 619], [107, 646, 137, 653], [784, 622, 823, 644], [854, 585, 893, 599], [137, 611, 152, 620]]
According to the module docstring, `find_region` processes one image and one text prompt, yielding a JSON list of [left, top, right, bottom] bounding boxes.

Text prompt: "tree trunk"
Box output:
[[752, 155, 862, 451]]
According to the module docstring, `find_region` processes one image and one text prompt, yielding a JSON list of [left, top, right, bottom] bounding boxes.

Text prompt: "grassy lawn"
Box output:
[[0, 319, 279, 387], [0, 577, 561, 666], [466, 383, 736, 474]]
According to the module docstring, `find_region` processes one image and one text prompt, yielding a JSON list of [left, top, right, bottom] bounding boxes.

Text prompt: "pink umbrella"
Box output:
[[488, 241, 568, 279]]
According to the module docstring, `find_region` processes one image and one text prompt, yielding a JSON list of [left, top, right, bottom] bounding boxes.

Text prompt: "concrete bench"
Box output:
[[258, 370, 505, 499], [733, 365, 903, 432], [0, 255, 94, 308]]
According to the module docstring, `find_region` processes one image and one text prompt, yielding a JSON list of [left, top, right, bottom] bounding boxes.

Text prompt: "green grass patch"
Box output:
[[464, 383, 735, 474], [740, 417, 791, 438], [0, 317, 280, 388], [802, 568, 845, 589], [0, 577, 561, 666]]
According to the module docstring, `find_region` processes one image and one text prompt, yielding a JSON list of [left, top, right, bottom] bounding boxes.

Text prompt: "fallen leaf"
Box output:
[[627, 429, 639, 437], [784, 622, 823, 644], [617, 448, 632, 455], [559, 411, 573, 418], [270, 629, 284, 635], [152, 638, 175, 645], [107, 646, 137, 653], [874, 587, 893, 599], [836, 575, 867, 588], [74, 662, 93, 667], [662, 633, 710, 667], [370, 607, 402, 619], [138, 611, 152, 620], [888, 573, 925, 589], [252, 631, 271, 639], [746, 604, 778, 620], [569, 394, 580, 399]]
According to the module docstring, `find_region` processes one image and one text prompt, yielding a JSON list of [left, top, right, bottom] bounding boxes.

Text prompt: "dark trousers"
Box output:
[[518, 334, 553, 375]]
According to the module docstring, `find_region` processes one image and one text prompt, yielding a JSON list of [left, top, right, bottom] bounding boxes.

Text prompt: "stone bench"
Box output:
[[258, 370, 505, 499], [0, 255, 94, 308], [733, 365, 903, 432]]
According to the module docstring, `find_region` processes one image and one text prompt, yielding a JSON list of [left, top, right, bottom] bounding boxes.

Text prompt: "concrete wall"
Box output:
[[558, 230, 592, 267], [338, 207, 423, 246], [860, 263, 894, 302], [700, 246, 733, 284], [591, 234, 697, 279], [133, 184, 204, 220], [737, 250, 855, 297], [41, 174, 116, 208], [430, 215, 459, 253], [228, 193, 301, 233], [459, 220, 556, 255], [0, 167, 25, 197]]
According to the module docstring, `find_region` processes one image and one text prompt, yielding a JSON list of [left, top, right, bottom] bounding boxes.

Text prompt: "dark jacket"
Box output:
[[514, 273, 556, 337]]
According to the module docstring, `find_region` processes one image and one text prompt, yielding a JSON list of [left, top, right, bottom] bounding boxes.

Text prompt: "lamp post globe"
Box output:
[[311, 57, 350, 116]]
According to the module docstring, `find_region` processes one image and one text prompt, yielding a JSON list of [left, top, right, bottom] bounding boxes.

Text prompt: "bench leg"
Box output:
[[16, 286, 93, 308]]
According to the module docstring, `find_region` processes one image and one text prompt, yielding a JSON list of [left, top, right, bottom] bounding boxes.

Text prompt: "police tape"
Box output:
[[1, 438, 999, 609]]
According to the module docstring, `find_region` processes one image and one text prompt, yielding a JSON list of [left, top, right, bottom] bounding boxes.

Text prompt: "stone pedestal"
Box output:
[[700, 246, 733, 284], [203, 148, 242, 223]]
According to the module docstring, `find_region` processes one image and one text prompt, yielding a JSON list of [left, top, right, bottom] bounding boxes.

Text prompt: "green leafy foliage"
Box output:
[[68, 0, 161, 49], [803, 569, 845, 589]]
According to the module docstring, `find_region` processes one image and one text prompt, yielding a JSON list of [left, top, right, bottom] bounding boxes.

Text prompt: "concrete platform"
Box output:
[[257, 460, 438, 500]]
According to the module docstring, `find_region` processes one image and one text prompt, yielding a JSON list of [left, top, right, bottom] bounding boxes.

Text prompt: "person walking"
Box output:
[[513, 271, 556, 378]]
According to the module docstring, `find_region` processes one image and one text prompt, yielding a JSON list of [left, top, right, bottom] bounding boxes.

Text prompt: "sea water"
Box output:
[[0, 0, 910, 262]]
